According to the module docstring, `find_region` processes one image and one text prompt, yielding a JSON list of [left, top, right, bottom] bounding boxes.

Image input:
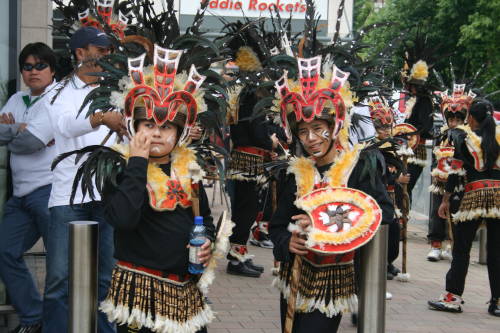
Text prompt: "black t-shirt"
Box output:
[[103, 157, 215, 274]]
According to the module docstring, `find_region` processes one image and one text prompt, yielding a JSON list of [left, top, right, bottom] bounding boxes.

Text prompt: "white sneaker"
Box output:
[[427, 247, 442, 262], [386, 291, 393, 300], [440, 248, 452, 260]]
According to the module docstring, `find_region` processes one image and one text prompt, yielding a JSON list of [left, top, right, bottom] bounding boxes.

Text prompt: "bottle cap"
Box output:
[[194, 216, 203, 225]]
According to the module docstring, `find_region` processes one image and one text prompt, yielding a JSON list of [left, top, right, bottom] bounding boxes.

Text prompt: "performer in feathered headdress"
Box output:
[[400, 30, 439, 201], [428, 98, 500, 316], [266, 1, 395, 331], [426, 83, 474, 262], [219, 16, 293, 277], [50, 1, 233, 332], [367, 96, 407, 281]]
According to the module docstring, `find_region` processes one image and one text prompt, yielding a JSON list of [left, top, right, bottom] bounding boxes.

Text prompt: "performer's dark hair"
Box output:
[[469, 98, 499, 170], [18, 42, 56, 73]]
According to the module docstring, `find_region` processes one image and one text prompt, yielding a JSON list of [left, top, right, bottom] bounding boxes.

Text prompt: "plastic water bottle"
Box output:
[[188, 216, 207, 274]]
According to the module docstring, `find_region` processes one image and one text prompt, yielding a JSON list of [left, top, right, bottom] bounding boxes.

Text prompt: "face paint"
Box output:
[[321, 130, 330, 139], [150, 146, 161, 154], [165, 132, 176, 145]]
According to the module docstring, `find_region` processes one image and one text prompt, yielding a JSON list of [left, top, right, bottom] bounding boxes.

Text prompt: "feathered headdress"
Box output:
[[274, 57, 351, 142], [78, 0, 129, 39], [79, 0, 229, 145], [53, 0, 132, 40], [437, 83, 476, 120], [368, 96, 394, 129], [264, 0, 395, 144]]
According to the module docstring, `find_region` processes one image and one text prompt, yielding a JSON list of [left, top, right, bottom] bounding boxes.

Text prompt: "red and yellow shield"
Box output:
[[296, 187, 382, 254]]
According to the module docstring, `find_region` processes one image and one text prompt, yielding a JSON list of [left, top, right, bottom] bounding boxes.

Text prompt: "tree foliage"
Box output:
[[352, 0, 500, 102]]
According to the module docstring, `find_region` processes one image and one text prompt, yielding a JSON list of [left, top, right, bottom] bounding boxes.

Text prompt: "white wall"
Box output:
[[19, 0, 53, 91]]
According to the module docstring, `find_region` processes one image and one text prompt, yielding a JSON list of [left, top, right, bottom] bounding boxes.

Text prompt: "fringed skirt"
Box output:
[[408, 143, 428, 167], [453, 180, 500, 223], [273, 256, 357, 318], [227, 147, 266, 182], [429, 179, 446, 195], [100, 263, 214, 333]]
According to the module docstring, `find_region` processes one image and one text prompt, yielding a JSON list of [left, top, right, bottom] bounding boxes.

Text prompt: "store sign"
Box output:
[[180, 0, 329, 19]]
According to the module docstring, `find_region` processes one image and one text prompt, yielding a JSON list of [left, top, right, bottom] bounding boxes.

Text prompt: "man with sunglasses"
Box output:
[[0, 42, 57, 333]]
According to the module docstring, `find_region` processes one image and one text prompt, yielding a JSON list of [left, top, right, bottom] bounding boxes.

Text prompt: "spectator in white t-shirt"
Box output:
[[0, 42, 57, 333], [38, 27, 125, 333]]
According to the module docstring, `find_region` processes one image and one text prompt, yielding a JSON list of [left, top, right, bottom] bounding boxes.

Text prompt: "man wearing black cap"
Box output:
[[37, 27, 126, 333]]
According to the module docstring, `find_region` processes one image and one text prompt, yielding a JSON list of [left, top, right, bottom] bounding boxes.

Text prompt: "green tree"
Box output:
[[357, 0, 500, 100]]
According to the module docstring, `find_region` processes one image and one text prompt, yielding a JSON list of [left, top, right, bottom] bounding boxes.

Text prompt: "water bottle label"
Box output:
[[189, 246, 202, 264]]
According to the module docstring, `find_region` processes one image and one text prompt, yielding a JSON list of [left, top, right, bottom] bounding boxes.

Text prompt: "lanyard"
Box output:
[[22, 95, 41, 109]]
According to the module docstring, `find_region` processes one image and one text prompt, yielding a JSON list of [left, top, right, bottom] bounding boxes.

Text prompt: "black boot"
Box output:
[[227, 261, 262, 278], [227, 244, 264, 273], [245, 258, 264, 273], [488, 298, 500, 317]]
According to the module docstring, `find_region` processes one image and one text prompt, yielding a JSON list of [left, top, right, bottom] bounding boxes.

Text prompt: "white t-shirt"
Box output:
[[35, 75, 116, 207], [0, 81, 57, 197]]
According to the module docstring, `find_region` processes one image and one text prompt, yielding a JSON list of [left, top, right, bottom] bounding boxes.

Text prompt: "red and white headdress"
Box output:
[[273, 55, 352, 141], [437, 84, 476, 119], [111, 45, 207, 143], [368, 96, 394, 129], [78, 0, 128, 39]]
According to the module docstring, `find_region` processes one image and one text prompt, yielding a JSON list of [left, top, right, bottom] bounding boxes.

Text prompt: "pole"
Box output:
[[478, 226, 487, 265], [358, 225, 388, 333], [69, 221, 99, 333]]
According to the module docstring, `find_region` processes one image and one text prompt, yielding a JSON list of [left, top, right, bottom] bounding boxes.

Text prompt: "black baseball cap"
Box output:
[[69, 27, 111, 51]]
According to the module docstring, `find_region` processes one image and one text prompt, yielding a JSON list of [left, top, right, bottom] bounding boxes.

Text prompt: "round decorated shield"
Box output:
[[393, 123, 419, 150], [296, 187, 382, 254], [433, 147, 455, 181]]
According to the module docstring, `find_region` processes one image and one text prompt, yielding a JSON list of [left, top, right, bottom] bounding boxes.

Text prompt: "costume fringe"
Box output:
[[197, 216, 234, 294], [227, 247, 254, 263], [396, 146, 414, 157], [408, 144, 427, 167], [453, 188, 500, 222], [429, 180, 445, 195], [227, 150, 265, 181], [100, 265, 214, 333], [274, 259, 357, 317]]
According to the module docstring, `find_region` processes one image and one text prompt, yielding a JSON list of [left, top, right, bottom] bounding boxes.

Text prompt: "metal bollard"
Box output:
[[69, 221, 99, 333], [358, 225, 388, 333], [478, 227, 487, 265]]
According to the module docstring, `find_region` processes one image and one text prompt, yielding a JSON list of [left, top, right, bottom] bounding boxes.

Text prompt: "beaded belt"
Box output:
[[464, 180, 500, 193], [304, 250, 355, 266], [117, 260, 191, 282], [234, 146, 270, 157]]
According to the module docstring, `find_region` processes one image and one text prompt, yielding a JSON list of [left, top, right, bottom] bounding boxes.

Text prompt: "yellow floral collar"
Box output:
[[288, 144, 363, 197], [112, 144, 205, 211]]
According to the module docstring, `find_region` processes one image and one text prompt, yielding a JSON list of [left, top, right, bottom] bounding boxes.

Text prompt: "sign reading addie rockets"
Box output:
[[180, 0, 329, 19]]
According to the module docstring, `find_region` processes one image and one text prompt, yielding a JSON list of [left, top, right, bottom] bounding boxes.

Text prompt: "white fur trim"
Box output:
[[227, 173, 267, 184], [228, 247, 254, 262], [453, 207, 500, 223], [273, 277, 357, 317], [408, 157, 427, 167], [100, 300, 214, 333], [396, 146, 414, 157], [428, 183, 444, 194], [395, 272, 411, 282], [197, 215, 234, 294]]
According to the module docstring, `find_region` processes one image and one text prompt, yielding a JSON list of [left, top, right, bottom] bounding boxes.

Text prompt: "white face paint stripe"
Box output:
[[165, 132, 176, 145]]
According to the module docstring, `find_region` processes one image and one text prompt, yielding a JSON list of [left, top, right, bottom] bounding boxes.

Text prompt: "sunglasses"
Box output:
[[22, 63, 49, 72]]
